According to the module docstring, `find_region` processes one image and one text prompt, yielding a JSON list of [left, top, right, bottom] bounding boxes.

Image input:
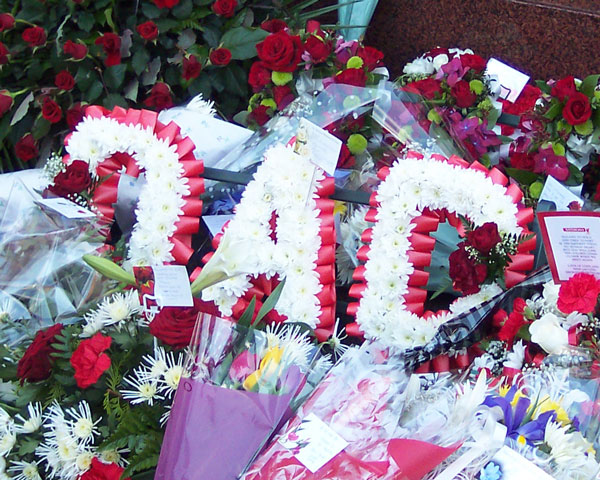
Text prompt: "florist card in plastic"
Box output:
[[155, 314, 322, 480]]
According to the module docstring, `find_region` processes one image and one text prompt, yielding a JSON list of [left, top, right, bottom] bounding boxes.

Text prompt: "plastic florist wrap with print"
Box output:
[[242, 341, 495, 480], [155, 313, 329, 480]]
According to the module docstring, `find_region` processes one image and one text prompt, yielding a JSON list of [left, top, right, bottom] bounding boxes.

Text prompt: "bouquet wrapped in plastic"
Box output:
[[155, 314, 328, 480], [243, 342, 491, 480]]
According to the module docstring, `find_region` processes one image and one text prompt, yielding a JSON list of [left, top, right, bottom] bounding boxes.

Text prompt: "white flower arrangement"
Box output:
[[402, 47, 474, 75], [201, 144, 326, 328], [355, 151, 523, 350], [65, 112, 197, 266]]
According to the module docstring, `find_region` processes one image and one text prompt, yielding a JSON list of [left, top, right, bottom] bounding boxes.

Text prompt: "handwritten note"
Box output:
[[296, 118, 342, 176], [37, 197, 95, 219], [152, 265, 193, 307], [539, 175, 583, 211]]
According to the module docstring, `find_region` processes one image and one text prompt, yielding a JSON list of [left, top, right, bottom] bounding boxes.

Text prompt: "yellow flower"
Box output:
[[242, 346, 285, 392], [535, 396, 570, 426]]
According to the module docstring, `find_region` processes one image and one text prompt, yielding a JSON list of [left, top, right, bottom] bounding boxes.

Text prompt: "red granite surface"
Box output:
[[366, 0, 600, 80]]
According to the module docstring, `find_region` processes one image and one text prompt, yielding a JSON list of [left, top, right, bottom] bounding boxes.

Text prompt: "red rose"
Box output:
[[249, 104, 271, 126], [79, 457, 130, 480], [466, 222, 502, 255], [144, 82, 173, 111], [95, 33, 121, 66], [22, 26, 46, 47], [272, 85, 293, 110], [14, 134, 38, 162], [460, 53, 486, 73], [0, 91, 12, 117], [304, 36, 331, 64], [337, 143, 355, 169], [49, 160, 92, 197], [334, 68, 367, 87], [563, 92, 592, 126], [70, 332, 111, 389], [153, 0, 180, 7], [551, 76, 576, 102], [149, 299, 202, 349], [55, 70, 75, 91], [497, 311, 525, 346], [212, 0, 237, 17], [449, 243, 487, 295], [209, 48, 232, 66], [256, 31, 302, 72], [17, 324, 63, 384], [451, 80, 477, 108], [509, 152, 535, 171], [557, 272, 600, 314], [357, 46, 384, 71], [306, 20, 325, 36], [182, 55, 202, 80], [63, 40, 87, 60], [0, 41, 7, 64], [248, 62, 271, 91], [260, 19, 287, 33], [408, 78, 442, 100], [136, 20, 158, 41], [0, 13, 14, 32], [66, 102, 85, 128], [41, 98, 62, 123]]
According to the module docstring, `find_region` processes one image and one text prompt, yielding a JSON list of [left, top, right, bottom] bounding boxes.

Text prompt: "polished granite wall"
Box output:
[[366, 0, 600, 80]]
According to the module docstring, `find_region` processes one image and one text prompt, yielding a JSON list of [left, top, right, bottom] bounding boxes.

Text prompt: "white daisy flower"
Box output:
[[14, 403, 42, 434]]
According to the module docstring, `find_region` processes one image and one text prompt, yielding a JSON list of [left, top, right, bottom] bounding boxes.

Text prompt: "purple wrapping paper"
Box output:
[[155, 376, 298, 480]]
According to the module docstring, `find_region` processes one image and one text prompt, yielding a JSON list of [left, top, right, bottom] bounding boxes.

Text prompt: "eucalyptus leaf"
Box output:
[[177, 29, 197, 50], [141, 57, 162, 86], [9, 92, 34, 127], [124, 79, 139, 102]]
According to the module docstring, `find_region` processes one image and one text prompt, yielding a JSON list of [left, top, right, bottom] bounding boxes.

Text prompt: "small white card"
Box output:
[[203, 214, 234, 237], [539, 175, 583, 211], [279, 413, 348, 473], [486, 58, 530, 103], [296, 118, 342, 176], [152, 265, 193, 307], [538, 211, 600, 282], [479, 446, 554, 479], [37, 197, 95, 219]]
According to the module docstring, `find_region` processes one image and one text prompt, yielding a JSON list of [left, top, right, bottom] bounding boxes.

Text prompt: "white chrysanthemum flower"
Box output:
[[121, 375, 161, 406], [81, 290, 141, 336], [504, 341, 526, 370], [8, 461, 41, 480], [14, 403, 42, 434], [0, 433, 15, 456], [186, 94, 216, 117], [160, 350, 186, 397], [65, 402, 100, 444]]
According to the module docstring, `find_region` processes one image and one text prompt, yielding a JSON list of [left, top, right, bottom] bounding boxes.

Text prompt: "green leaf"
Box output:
[[237, 296, 256, 328], [574, 119, 594, 136], [132, 49, 151, 76], [18, 438, 39, 456], [486, 106, 501, 130], [580, 74, 600, 97], [10, 92, 34, 127], [75, 66, 96, 91], [564, 163, 584, 186], [220, 27, 268, 60], [202, 25, 221, 49], [86, 81, 104, 102], [32, 118, 51, 140], [254, 279, 285, 327], [141, 2, 161, 18], [124, 79, 139, 102], [104, 7, 116, 31], [221, 64, 246, 97], [535, 80, 551, 95], [177, 29, 197, 50], [172, 0, 193, 19], [505, 167, 539, 186], [141, 57, 162, 86], [155, 19, 180, 32], [104, 64, 127, 90], [77, 11, 95, 31], [543, 99, 562, 120], [103, 93, 128, 109]]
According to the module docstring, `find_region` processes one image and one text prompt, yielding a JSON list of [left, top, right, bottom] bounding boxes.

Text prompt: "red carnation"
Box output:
[[249, 104, 271, 126], [22, 26, 46, 47], [357, 46, 384, 71], [14, 134, 38, 162], [63, 40, 87, 60], [149, 299, 202, 349], [248, 62, 272, 91], [209, 48, 232, 66], [41, 97, 62, 123], [272, 85, 293, 110], [497, 311, 525, 346], [137, 20, 158, 41], [79, 457, 130, 480], [260, 19, 287, 33], [408, 78, 442, 100], [460, 53, 487, 73], [144, 82, 173, 111], [563, 92, 592, 126], [0, 41, 7, 64], [66, 102, 85, 128], [334, 68, 367, 87], [467, 222, 502, 255], [551, 76, 577, 102], [449, 243, 488, 295], [182, 55, 202, 80], [502, 84, 541, 116], [0, 13, 14, 32], [557, 272, 600, 314], [304, 36, 331, 64], [0, 91, 12, 117], [256, 31, 302, 72], [212, 0, 237, 17], [95, 32, 121, 66], [153, 0, 180, 7], [451, 80, 477, 108], [70, 332, 111, 389], [17, 324, 63, 384], [55, 70, 75, 91], [49, 160, 92, 197]]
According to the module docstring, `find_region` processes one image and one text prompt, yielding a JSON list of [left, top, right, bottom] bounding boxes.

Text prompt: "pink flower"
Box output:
[[229, 350, 260, 383], [533, 147, 569, 181]]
